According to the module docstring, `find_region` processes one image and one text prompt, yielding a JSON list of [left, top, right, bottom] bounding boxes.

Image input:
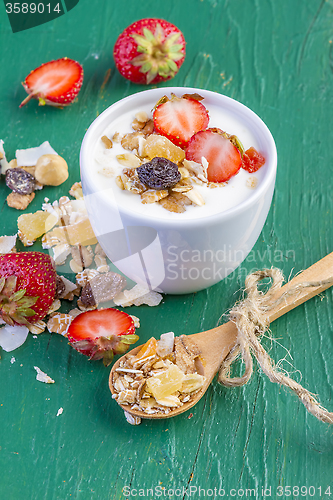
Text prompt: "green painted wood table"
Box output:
[[1, 1, 333, 499]]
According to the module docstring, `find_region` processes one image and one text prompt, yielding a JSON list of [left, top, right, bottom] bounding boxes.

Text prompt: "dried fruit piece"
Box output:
[[45, 217, 97, 246], [180, 373, 205, 393], [80, 271, 127, 307], [6, 168, 35, 195], [145, 363, 185, 400], [17, 211, 58, 242], [137, 157, 181, 190], [242, 147, 266, 173], [143, 134, 185, 163], [131, 337, 157, 366]]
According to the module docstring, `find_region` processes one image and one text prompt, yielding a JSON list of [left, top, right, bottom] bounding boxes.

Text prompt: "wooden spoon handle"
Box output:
[[268, 252, 333, 322]]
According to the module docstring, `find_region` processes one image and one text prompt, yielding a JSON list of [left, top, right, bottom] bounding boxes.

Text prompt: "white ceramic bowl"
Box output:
[[80, 87, 277, 294]]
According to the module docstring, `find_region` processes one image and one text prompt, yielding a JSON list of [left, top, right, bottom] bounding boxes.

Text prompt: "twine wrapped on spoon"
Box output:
[[218, 268, 333, 424]]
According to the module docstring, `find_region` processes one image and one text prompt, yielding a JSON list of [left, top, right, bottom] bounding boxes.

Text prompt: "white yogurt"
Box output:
[[92, 98, 266, 220]]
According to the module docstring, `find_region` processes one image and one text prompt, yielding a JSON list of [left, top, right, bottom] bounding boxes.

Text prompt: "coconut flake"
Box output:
[[0, 234, 17, 254], [157, 332, 174, 357], [34, 366, 55, 384], [0, 140, 10, 174], [0, 324, 29, 352], [113, 284, 163, 307], [16, 141, 58, 167], [124, 410, 141, 425]]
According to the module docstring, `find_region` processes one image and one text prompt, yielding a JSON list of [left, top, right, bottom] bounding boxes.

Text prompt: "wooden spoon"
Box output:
[[109, 253, 333, 420]]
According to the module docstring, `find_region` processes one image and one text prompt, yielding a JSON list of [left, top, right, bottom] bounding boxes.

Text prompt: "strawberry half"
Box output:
[[185, 129, 243, 183], [113, 18, 186, 85], [67, 308, 139, 366], [20, 57, 83, 108], [0, 252, 57, 326], [153, 94, 209, 148]]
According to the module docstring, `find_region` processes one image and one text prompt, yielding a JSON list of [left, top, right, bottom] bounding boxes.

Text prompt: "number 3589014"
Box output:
[[5, 3, 62, 14]]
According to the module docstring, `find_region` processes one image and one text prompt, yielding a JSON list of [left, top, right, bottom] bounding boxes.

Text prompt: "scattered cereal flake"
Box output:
[[0, 234, 17, 254], [124, 410, 141, 425], [34, 366, 55, 384], [47, 313, 73, 335], [113, 285, 163, 307], [56, 407, 64, 417], [7, 191, 35, 211], [69, 182, 83, 200], [52, 243, 72, 266], [246, 176, 258, 189], [28, 320, 46, 335], [98, 167, 115, 178], [16, 141, 58, 167], [0, 324, 29, 352]]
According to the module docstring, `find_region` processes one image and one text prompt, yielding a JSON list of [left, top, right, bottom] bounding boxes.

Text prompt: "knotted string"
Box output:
[[218, 268, 333, 424]]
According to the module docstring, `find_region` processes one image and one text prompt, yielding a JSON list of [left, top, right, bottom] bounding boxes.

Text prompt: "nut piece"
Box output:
[[34, 154, 68, 186]]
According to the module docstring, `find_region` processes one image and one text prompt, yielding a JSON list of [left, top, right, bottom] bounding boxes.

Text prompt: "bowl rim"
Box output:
[[80, 86, 277, 228]]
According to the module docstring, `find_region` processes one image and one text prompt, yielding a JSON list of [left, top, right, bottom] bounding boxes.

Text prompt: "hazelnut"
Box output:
[[34, 154, 68, 186]]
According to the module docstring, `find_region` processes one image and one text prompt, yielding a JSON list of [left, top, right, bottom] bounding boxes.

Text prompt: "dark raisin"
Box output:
[[55, 275, 66, 299], [137, 157, 181, 190], [80, 282, 96, 308], [6, 168, 35, 195]]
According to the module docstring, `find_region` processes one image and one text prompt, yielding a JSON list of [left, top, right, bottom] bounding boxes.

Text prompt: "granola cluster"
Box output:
[[98, 112, 222, 213], [112, 332, 205, 418]]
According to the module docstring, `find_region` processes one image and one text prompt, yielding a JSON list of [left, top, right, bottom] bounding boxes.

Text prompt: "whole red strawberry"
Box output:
[[113, 18, 186, 84], [0, 252, 57, 326], [20, 58, 83, 108], [67, 308, 139, 366]]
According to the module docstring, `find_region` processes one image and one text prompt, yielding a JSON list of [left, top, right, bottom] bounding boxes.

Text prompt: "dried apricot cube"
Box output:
[[143, 134, 185, 163], [145, 363, 185, 400], [17, 210, 58, 241]]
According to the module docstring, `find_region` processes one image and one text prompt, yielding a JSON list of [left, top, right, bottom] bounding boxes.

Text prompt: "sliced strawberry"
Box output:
[[67, 308, 139, 366], [20, 58, 83, 108], [185, 129, 242, 183], [242, 147, 266, 173], [153, 95, 209, 149]]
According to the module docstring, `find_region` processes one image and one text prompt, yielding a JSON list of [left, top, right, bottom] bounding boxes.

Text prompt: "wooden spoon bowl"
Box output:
[[109, 253, 333, 420]]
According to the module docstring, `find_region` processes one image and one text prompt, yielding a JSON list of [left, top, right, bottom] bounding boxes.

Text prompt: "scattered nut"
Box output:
[[101, 135, 113, 149], [34, 154, 68, 186]]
